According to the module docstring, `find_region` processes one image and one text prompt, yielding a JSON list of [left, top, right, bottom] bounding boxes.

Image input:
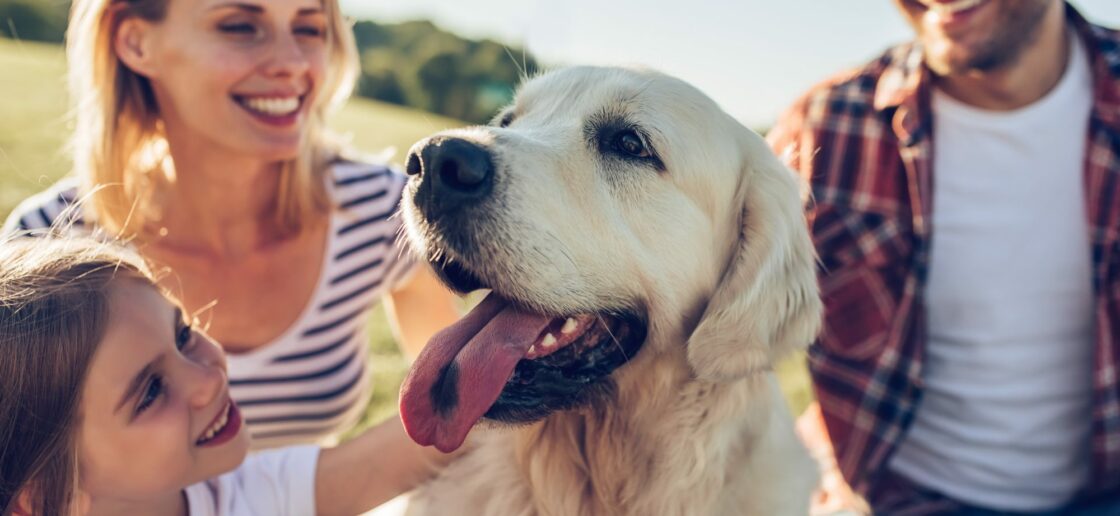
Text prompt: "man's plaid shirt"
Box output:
[[767, 4, 1120, 498]]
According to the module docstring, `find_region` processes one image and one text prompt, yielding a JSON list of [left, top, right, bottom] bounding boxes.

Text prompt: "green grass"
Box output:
[[0, 38, 71, 211], [0, 38, 812, 437]]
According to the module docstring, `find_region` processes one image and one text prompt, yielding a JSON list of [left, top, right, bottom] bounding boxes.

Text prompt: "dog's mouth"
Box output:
[[399, 255, 647, 453]]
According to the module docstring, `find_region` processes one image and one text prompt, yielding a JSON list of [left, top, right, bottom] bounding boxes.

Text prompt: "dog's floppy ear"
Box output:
[[686, 130, 821, 382]]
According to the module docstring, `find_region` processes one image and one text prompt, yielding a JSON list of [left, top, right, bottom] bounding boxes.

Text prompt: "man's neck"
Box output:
[[936, 3, 1070, 110]]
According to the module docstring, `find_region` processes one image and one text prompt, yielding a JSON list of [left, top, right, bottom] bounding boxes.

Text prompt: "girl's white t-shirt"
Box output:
[[184, 446, 320, 516]]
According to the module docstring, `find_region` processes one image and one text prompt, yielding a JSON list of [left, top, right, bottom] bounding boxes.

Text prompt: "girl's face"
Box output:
[[123, 0, 329, 161], [77, 279, 250, 501]]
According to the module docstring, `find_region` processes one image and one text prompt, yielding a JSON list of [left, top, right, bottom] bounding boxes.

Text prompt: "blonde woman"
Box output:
[[3, 0, 462, 452]]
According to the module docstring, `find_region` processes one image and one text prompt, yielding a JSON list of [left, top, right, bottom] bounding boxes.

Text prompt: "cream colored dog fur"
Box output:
[[396, 66, 821, 516]]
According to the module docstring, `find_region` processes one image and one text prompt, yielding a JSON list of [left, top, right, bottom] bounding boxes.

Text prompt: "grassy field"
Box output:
[[0, 38, 811, 435]]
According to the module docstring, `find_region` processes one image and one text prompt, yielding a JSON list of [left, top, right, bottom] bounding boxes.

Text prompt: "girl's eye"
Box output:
[[136, 376, 164, 415], [176, 324, 193, 351]]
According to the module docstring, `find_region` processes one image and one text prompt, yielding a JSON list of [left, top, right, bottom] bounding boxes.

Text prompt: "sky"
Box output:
[[339, 1, 1120, 128]]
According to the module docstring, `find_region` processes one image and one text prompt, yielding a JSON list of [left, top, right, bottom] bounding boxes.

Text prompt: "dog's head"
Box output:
[[398, 66, 821, 452]]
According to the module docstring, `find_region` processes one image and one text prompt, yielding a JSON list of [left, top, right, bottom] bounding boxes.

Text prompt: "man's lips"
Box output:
[[912, 0, 992, 35], [915, 0, 989, 19]]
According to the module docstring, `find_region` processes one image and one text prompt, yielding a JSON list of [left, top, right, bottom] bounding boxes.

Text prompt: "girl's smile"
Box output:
[[196, 399, 243, 447]]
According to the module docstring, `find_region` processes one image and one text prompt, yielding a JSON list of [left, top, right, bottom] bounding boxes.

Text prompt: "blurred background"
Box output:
[[3, 0, 1119, 431]]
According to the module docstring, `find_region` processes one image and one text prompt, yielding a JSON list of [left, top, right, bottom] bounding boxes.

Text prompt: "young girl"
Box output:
[[0, 237, 452, 516]]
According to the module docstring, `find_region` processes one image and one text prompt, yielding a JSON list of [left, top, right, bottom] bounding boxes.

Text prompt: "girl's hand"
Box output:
[[315, 415, 465, 516], [797, 402, 871, 516]]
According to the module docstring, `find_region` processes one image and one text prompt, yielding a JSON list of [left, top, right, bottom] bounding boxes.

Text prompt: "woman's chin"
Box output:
[[232, 139, 305, 164]]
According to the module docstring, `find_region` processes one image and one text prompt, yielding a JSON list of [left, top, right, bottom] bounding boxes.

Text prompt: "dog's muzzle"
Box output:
[[406, 136, 495, 221]]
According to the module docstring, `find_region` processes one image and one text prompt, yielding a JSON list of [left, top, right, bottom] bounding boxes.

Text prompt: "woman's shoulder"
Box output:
[[1, 177, 86, 236]]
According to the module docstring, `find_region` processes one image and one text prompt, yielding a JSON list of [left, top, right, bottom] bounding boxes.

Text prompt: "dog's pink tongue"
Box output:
[[400, 293, 551, 452]]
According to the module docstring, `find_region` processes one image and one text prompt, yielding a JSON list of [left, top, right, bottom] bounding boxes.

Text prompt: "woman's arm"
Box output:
[[383, 264, 462, 359], [314, 415, 461, 516]]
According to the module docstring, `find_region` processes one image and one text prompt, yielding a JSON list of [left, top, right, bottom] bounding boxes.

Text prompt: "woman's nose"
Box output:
[[264, 32, 311, 78]]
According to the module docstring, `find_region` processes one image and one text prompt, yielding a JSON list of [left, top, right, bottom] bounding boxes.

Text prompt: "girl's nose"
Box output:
[[186, 361, 225, 409], [185, 337, 228, 409]]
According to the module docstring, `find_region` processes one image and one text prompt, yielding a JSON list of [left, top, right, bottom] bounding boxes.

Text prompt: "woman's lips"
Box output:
[[233, 94, 305, 127]]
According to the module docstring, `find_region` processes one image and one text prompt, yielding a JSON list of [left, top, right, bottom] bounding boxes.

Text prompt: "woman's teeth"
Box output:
[[919, 0, 986, 14], [240, 96, 301, 116], [199, 402, 231, 443]]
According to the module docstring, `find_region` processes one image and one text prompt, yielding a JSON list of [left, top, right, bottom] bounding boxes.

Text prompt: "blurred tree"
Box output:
[[358, 48, 409, 106], [0, 0, 69, 43], [417, 52, 464, 117]]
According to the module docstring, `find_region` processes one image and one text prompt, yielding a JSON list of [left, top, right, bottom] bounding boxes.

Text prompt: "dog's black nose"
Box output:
[[408, 137, 494, 215]]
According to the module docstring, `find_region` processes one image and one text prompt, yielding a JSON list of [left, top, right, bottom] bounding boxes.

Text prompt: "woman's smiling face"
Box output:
[[117, 0, 330, 161], [76, 279, 250, 501]]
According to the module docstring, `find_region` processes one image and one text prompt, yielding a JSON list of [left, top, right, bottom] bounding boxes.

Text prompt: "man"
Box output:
[[767, 1, 1120, 513]]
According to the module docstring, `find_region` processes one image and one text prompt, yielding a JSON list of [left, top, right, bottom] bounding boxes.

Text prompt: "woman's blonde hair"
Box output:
[[0, 236, 155, 515], [66, 0, 360, 237]]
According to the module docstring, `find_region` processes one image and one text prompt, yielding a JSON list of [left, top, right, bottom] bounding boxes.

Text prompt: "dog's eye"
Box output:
[[613, 130, 650, 158], [497, 112, 515, 128]]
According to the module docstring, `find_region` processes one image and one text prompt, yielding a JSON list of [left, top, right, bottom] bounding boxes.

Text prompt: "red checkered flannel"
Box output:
[[767, 5, 1120, 498]]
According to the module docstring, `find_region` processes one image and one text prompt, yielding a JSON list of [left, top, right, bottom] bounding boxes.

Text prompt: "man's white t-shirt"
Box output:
[[888, 31, 1095, 511], [184, 446, 320, 516]]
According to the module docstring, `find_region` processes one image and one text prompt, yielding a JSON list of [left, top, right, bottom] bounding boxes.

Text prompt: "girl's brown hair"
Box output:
[[0, 237, 154, 515], [67, 0, 361, 237]]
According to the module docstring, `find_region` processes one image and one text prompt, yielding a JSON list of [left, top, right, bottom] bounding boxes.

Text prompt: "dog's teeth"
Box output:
[[561, 318, 578, 334], [528, 345, 537, 355], [542, 334, 558, 349]]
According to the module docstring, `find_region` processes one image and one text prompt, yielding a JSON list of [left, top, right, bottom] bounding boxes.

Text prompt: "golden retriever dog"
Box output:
[[394, 66, 821, 516]]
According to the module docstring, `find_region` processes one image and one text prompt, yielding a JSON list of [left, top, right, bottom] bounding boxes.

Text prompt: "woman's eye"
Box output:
[[176, 324, 193, 351], [136, 376, 164, 415], [614, 130, 650, 158], [218, 22, 260, 37], [294, 25, 325, 38]]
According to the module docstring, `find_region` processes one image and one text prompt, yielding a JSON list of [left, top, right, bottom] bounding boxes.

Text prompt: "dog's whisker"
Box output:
[[502, 45, 528, 83], [598, 314, 629, 362], [543, 231, 578, 271]]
